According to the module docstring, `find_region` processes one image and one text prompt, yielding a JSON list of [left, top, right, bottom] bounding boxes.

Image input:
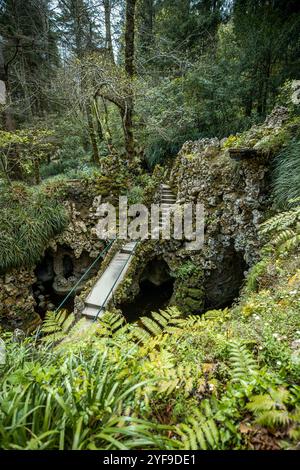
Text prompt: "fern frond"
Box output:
[[255, 410, 290, 428], [178, 414, 220, 450], [179, 315, 203, 329], [131, 307, 183, 343], [228, 341, 258, 383], [96, 311, 127, 337], [246, 395, 275, 412], [131, 326, 152, 345], [140, 316, 163, 336], [247, 388, 291, 430], [41, 310, 75, 344], [259, 203, 300, 254]]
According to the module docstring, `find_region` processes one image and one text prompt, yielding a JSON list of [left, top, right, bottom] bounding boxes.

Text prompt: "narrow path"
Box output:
[[81, 184, 176, 322]]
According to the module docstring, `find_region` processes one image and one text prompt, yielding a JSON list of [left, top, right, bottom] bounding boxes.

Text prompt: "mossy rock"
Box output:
[[184, 296, 204, 312], [186, 287, 204, 300]]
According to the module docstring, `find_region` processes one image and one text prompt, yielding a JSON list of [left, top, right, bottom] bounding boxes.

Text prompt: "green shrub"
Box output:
[[0, 183, 68, 272], [173, 262, 200, 280]]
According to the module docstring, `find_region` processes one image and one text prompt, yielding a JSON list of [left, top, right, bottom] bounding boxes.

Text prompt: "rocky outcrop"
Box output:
[[171, 137, 268, 266], [167, 110, 293, 310], [0, 189, 107, 330], [34, 197, 106, 305], [0, 268, 41, 331]]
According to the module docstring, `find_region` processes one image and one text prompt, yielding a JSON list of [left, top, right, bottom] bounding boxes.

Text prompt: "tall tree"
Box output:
[[57, 0, 104, 164], [137, 0, 154, 58], [123, 0, 137, 159], [0, 0, 59, 118], [103, 0, 115, 63], [125, 0, 137, 77]]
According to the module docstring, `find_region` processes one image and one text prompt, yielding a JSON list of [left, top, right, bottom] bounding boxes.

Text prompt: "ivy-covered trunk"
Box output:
[[124, 0, 137, 160]]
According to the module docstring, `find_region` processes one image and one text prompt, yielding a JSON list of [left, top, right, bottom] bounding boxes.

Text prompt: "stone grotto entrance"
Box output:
[[119, 257, 174, 322]]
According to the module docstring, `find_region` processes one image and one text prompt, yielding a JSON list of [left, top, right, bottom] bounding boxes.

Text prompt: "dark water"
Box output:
[[119, 279, 174, 323]]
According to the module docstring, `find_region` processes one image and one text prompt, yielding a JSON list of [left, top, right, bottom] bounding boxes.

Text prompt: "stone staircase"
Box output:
[[160, 184, 177, 228]]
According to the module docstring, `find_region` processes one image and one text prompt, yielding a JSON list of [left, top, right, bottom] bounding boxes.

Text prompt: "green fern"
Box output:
[[158, 362, 196, 395], [131, 326, 152, 344], [177, 406, 221, 450], [131, 307, 183, 344], [260, 204, 300, 254], [96, 311, 128, 337], [181, 315, 204, 329], [244, 259, 268, 293], [247, 388, 291, 430], [228, 341, 258, 383], [41, 310, 75, 344]]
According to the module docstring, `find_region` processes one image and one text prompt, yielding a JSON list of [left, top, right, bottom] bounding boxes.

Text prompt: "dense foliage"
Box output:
[[1, 1, 299, 171], [273, 140, 300, 209], [1, 222, 300, 449], [0, 0, 300, 453], [0, 182, 68, 272]]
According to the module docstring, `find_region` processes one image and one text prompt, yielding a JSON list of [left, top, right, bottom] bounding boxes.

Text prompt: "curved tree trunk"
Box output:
[[86, 103, 100, 166]]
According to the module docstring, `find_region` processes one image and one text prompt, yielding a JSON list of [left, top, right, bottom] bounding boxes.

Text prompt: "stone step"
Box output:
[[82, 305, 101, 319], [81, 182, 178, 327], [161, 199, 176, 205], [121, 241, 138, 254]]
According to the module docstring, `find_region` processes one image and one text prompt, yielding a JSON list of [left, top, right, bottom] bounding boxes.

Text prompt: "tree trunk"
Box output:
[[121, 102, 135, 160], [139, 0, 154, 55], [125, 0, 137, 77], [103, 0, 115, 63], [124, 0, 137, 159], [86, 103, 100, 165]]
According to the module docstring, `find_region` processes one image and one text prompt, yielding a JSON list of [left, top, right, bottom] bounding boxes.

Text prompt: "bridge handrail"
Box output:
[[54, 239, 115, 313]]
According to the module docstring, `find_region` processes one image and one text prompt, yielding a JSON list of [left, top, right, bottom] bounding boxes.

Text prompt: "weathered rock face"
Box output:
[[263, 106, 289, 129], [34, 197, 107, 311], [0, 268, 41, 331], [107, 124, 276, 317], [169, 134, 271, 310], [0, 190, 107, 330]]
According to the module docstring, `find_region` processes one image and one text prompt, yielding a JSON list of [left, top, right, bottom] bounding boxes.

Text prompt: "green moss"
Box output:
[[186, 287, 204, 300]]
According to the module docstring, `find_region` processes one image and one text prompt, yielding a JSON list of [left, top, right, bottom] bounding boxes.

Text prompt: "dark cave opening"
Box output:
[[33, 251, 75, 318], [33, 247, 101, 318], [63, 255, 74, 279], [120, 278, 174, 323], [204, 247, 248, 310], [119, 257, 174, 322]]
